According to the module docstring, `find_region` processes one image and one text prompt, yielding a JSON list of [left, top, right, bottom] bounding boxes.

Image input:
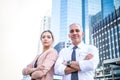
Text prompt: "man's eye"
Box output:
[[70, 29, 80, 33], [70, 30, 74, 33], [76, 29, 80, 32]]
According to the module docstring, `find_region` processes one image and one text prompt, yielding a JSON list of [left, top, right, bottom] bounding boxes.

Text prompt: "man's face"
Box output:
[[68, 24, 84, 45]]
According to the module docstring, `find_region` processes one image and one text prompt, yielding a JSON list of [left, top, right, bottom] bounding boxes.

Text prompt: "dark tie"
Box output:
[[71, 46, 78, 80]]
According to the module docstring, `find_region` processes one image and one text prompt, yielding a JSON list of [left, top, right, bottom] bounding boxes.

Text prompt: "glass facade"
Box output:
[[51, 0, 120, 79], [88, 0, 101, 15], [52, 0, 101, 45], [60, 0, 83, 42], [114, 0, 120, 9], [92, 7, 120, 66], [101, 0, 114, 18], [60, 0, 67, 41]]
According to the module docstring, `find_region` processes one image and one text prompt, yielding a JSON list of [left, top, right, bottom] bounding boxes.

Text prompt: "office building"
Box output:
[[51, 0, 88, 45], [92, 7, 120, 66], [114, 0, 120, 9], [101, 0, 114, 18], [51, 0, 120, 79], [51, 0, 101, 48], [38, 16, 51, 53], [93, 7, 120, 80]]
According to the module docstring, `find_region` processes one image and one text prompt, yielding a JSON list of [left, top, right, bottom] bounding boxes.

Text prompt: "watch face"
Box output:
[[67, 60, 71, 67]]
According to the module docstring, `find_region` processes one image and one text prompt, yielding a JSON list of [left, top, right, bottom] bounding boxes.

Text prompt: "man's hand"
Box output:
[[62, 61, 67, 66], [84, 54, 93, 60]]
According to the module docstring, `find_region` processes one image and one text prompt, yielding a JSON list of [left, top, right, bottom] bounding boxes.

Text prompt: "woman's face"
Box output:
[[41, 32, 53, 47]]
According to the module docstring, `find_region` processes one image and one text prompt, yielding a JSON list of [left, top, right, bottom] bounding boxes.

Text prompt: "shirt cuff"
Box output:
[[59, 64, 66, 75]]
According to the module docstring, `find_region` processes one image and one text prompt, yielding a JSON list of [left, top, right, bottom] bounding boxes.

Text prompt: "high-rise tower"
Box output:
[[51, 0, 88, 46]]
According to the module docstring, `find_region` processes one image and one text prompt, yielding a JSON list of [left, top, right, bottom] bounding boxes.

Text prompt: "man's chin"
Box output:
[[73, 40, 80, 44]]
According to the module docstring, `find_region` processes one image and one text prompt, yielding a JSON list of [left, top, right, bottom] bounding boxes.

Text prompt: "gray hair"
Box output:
[[69, 23, 83, 31]]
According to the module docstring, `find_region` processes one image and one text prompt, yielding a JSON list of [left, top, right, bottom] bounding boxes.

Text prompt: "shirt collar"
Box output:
[[70, 41, 85, 49]]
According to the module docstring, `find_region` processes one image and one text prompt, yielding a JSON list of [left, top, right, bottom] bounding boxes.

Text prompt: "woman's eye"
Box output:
[[42, 36, 45, 39], [42, 35, 51, 39], [47, 36, 51, 39]]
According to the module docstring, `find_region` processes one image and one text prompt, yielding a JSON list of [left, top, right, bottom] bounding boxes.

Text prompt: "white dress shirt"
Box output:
[[54, 42, 99, 80]]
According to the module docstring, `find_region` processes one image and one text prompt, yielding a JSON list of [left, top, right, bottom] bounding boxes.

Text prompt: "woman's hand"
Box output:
[[23, 67, 36, 75]]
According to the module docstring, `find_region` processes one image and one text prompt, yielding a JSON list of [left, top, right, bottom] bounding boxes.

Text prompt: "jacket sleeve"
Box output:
[[31, 49, 58, 79]]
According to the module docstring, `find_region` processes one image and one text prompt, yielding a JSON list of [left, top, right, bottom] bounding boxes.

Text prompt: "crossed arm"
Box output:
[[22, 64, 44, 75], [63, 54, 93, 74], [22, 51, 58, 79]]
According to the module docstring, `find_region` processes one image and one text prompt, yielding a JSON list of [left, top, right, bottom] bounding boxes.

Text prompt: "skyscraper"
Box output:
[[101, 0, 114, 18], [51, 0, 89, 46], [114, 0, 120, 9], [51, 0, 120, 79], [93, 7, 120, 80]]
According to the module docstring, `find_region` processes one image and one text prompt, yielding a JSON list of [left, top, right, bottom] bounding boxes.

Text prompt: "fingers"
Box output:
[[84, 54, 93, 60], [62, 61, 67, 66], [24, 67, 32, 74]]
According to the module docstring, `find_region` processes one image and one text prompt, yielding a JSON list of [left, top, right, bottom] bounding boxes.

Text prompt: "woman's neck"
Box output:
[[42, 46, 51, 52]]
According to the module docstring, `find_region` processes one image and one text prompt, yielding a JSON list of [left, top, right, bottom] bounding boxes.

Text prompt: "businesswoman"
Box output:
[[22, 30, 58, 80]]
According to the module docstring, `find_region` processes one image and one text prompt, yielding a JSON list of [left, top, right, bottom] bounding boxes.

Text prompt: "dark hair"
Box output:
[[40, 30, 54, 40]]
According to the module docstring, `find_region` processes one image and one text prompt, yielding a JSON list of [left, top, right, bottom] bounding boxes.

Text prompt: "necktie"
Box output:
[[71, 46, 78, 80]]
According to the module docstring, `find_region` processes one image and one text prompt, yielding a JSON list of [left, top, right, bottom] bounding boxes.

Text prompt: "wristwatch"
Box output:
[[67, 60, 71, 67]]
